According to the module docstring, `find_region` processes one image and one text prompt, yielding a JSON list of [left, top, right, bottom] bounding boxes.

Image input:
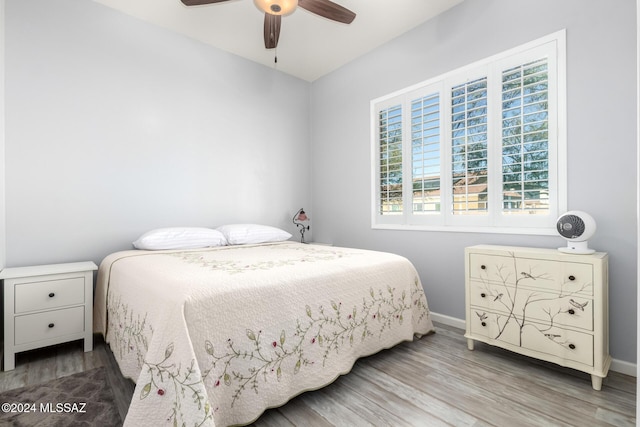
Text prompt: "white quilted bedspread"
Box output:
[[94, 242, 434, 426]]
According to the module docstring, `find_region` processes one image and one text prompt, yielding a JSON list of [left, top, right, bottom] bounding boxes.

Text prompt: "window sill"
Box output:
[[372, 224, 558, 236]]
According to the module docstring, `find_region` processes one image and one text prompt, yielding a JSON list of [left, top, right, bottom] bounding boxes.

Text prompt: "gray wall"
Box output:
[[310, 0, 638, 364], [4, 0, 311, 266]]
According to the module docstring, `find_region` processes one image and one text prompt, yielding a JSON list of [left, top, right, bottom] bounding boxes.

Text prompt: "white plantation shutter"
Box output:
[[501, 58, 550, 215], [450, 77, 489, 215], [371, 30, 565, 233], [378, 104, 403, 215], [411, 92, 441, 215]]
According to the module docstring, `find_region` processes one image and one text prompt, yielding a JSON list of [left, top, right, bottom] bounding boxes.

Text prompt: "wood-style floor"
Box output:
[[0, 323, 635, 426]]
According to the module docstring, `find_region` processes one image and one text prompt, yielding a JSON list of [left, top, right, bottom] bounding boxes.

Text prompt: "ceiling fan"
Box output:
[[180, 0, 356, 49]]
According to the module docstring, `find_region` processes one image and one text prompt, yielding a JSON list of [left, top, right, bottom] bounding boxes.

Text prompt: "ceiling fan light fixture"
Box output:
[[254, 0, 298, 16]]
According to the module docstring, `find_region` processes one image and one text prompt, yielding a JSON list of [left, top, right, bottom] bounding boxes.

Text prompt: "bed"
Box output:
[[94, 239, 434, 426]]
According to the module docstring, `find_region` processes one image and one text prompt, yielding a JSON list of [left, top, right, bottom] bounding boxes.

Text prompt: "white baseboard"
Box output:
[[430, 311, 637, 378], [610, 358, 637, 377], [430, 312, 466, 329]]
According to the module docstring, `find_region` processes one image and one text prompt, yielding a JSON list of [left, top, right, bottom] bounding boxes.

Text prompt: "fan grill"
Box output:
[[557, 215, 586, 239]]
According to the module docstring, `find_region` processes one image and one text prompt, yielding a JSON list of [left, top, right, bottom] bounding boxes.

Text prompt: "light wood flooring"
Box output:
[[0, 323, 635, 426]]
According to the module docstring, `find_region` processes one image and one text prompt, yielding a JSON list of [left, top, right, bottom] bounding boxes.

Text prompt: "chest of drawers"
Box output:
[[0, 262, 98, 370], [464, 245, 610, 390]]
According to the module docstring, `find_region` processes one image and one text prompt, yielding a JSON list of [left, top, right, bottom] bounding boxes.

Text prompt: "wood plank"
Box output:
[[55, 341, 85, 377], [274, 396, 333, 427], [0, 363, 28, 392], [296, 382, 372, 427], [251, 406, 296, 427], [316, 374, 417, 427], [348, 359, 483, 426], [340, 364, 456, 426]]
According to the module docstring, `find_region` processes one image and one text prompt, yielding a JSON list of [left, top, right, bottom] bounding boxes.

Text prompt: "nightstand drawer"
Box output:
[[14, 277, 85, 313], [14, 306, 85, 345]]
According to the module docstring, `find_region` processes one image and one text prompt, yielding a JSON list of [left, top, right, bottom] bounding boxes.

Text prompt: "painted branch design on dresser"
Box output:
[[474, 252, 592, 349]]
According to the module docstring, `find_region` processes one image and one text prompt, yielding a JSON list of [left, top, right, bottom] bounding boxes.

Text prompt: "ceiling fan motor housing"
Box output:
[[556, 210, 597, 254], [254, 0, 298, 16]]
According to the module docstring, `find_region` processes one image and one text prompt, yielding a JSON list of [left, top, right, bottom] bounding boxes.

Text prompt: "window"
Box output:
[[371, 30, 566, 234]]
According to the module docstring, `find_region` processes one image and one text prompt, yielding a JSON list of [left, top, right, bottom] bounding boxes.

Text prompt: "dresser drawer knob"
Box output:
[[480, 265, 486, 270], [48, 292, 55, 298], [480, 293, 486, 298], [481, 322, 487, 327], [568, 309, 575, 315], [48, 323, 55, 328], [568, 343, 576, 350], [568, 275, 576, 281]]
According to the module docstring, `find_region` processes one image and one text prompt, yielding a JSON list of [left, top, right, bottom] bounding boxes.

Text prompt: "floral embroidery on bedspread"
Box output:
[[139, 344, 213, 427], [169, 244, 352, 274], [108, 293, 213, 426], [108, 293, 152, 367], [201, 277, 429, 408]]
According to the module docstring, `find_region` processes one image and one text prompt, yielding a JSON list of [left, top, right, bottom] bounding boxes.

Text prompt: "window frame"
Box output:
[[370, 30, 567, 235]]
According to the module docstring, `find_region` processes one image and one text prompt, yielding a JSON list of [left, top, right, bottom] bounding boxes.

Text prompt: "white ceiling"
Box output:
[[92, 0, 463, 82]]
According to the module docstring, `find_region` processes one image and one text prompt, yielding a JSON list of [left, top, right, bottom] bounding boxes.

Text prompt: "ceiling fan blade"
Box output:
[[298, 0, 355, 24], [264, 13, 281, 49], [180, 0, 232, 6]]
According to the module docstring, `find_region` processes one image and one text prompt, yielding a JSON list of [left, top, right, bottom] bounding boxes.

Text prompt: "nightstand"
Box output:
[[0, 261, 98, 371]]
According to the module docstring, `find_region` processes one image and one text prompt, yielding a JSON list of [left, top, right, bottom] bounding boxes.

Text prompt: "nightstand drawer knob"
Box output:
[[480, 293, 486, 298], [568, 343, 576, 350], [48, 292, 55, 298], [481, 322, 487, 327], [48, 323, 55, 328], [568, 309, 575, 315], [480, 265, 486, 270], [568, 275, 576, 281]]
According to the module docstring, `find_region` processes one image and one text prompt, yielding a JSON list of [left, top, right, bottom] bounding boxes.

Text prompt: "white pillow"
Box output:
[[133, 227, 227, 250], [216, 224, 292, 245]]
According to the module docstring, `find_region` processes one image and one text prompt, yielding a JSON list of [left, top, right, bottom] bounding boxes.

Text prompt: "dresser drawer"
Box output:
[[468, 280, 594, 331], [468, 310, 593, 366], [469, 253, 593, 296], [521, 324, 594, 366], [14, 306, 85, 345], [525, 294, 593, 331], [14, 277, 85, 313]]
